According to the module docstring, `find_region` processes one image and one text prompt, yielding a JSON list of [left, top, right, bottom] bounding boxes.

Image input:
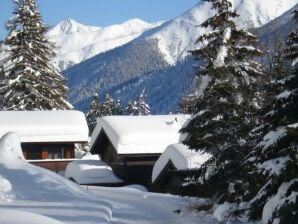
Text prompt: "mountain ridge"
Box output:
[[46, 18, 163, 70]]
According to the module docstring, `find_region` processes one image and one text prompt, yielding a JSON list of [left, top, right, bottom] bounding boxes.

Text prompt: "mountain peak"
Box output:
[[51, 18, 100, 35]]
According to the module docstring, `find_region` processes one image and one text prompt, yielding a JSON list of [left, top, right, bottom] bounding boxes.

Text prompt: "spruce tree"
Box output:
[[0, 0, 72, 110], [125, 89, 151, 115], [125, 101, 138, 115], [135, 89, 151, 115], [101, 93, 114, 116], [113, 99, 123, 115], [180, 0, 263, 202], [86, 93, 101, 133], [248, 10, 298, 222]]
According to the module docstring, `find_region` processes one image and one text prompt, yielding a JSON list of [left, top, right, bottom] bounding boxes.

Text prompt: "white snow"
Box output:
[[0, 175, 13, 202], [258, 127, 287, 151], [47, 18, 163, 70], [90, 115, 191, 154], [0, 209, 65, 224], [276, 90, 292, 100], [0, 110, 88, 143], [214, 46, 228, 68], [288, 123, 298, 129], [143, 0, 297, 65], [0, 132, 217, 224], [258, 156, 290, 176], [196, 74, 212, 99], [78, 151, 99, 160], [223, 27, 231, 43], [262, 179, 298, 224], [213, 202, 233, 222], [65, 160, 123, 185], [152, 143, 211, 182]]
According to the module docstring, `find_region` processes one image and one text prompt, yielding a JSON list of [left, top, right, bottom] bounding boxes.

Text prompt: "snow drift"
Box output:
[[65, 160, 123, 185]]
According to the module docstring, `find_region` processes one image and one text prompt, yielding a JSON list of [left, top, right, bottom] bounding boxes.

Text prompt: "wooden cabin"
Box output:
[[0, 110, 89, 172], [90, 115, 190, 186], [151, 144, 211, 193]]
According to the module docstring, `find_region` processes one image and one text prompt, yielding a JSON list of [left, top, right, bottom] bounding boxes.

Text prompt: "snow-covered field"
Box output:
[[0, 132, 218, 224]]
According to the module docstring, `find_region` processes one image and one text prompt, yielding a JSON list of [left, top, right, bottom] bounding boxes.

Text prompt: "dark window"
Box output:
[[25, 148, 42, 160]]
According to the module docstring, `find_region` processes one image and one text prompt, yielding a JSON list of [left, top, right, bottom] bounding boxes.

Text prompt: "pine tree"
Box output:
[[86, 93, 101, 133], [0, 0, 72, 110], [135, 89, 151, 115], [113, 99, 123, 115], [125, 89, 151, 115], [180, 0, 263, 202], [101, 93, 114, 116], [125, 101, 138, 115], [247, 10, 298, 222]]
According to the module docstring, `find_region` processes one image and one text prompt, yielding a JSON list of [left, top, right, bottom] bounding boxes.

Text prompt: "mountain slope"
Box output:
[[47, 18, 163, 70], [64, 0, 298, 114], [137, 0, 298, 65], [255, 4, 298, 47]]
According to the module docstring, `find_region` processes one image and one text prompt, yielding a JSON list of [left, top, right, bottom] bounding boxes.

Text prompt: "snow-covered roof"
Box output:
[[90, 115, 191, 155], [152, 144, 212, 183], [0, 110, 88, 143]]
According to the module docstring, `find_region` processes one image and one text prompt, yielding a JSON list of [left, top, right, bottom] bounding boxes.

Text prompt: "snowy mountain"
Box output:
[[137, 0, 298, 65], [255, 4, 298, 47], [46, 18, 163, 71], [64, 0, 298, 114]]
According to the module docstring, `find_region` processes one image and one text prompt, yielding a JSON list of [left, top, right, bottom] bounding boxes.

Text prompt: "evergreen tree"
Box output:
[[180, 0, 263, 202], [101, 93, 114, 116], [113, 99, 123, 115], [86, 93, 101, 133], [125, 101, 138, 115], [247, 10, 298, 222], [125, 89, 151, 115], [135, 89, 151, 115], [0, 0, 72, 110]]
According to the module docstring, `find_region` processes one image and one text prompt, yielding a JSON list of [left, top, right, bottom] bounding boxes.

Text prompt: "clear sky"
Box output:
[[0, 0, 199, 40]]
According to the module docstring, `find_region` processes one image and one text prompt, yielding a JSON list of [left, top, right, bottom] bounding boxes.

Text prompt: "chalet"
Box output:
[[151, 143, 211, 193], [90, 115, 190, 186], [0, 110, 89, 172]]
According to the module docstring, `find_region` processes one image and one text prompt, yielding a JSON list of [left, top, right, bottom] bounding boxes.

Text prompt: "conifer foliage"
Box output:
[[247, 10, 298, 223], [180, 0, 263, 201], [101, 93, 114, 116], [0, 0, 72, 110], [125, 89, 151, 115], [86, 93, 101, 133]]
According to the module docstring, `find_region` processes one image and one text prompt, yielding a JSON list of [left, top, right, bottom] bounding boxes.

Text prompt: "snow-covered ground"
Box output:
[[0, 132, 218, 224]]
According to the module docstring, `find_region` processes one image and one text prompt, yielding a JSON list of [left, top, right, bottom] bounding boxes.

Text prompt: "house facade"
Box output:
[[90, 115, 190, 186], [0, 110, 89, 171]]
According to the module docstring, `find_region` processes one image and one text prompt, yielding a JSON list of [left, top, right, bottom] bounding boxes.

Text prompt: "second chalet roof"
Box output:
[[0, 110, 89, 143], [90, 115, 191, 155]]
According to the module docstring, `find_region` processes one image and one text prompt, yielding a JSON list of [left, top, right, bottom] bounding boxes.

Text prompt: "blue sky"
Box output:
[[0, 0, 199, 40]]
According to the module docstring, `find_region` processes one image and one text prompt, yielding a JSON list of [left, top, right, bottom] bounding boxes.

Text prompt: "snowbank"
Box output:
[[0, 133, 111, 223], [0, 132, 216, 224], [0, 209, 65, 224], [90, 115, 191, 154], [0, 132, 24, 162], [152, 144, 211, 182], [0, 111, 88, 143], [78, 152, 99, 160], [65, 160, 123, 185]]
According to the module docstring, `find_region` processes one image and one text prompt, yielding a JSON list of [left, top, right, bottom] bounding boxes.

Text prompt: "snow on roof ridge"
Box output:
[[152, 143, 212, 183], [90, 115, 191, 155], [0, 110, 89, 143]]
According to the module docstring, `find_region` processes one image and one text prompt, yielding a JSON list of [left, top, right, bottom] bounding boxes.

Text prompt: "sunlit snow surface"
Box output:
[[0, 132, 218, 224]]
